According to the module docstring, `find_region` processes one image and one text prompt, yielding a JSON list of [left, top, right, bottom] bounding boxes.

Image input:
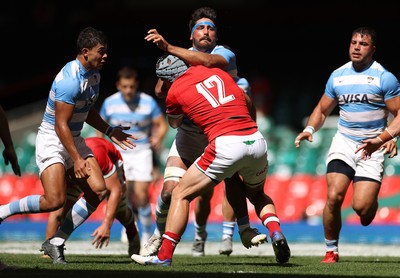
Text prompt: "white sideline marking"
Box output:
[[0, 241, 398, 257]]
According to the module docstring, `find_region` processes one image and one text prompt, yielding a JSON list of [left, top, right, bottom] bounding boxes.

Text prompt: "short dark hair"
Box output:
[[352, 26, 377, 46], [188, 7, 218, 31], [116, 67, 138, 81], [76, 27, 108, 54]]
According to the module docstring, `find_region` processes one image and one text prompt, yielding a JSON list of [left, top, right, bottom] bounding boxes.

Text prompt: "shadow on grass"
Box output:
[[1, 268, 387, 278]]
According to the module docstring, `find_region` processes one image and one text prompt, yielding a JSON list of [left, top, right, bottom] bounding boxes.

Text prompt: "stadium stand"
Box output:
[[1, 114, 399, 225]]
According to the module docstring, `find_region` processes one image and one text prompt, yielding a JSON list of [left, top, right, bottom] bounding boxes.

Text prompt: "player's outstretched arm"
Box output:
[[0, 105, 21, 176], [294, 94, 337, 148], [86, 108, 136, 150]]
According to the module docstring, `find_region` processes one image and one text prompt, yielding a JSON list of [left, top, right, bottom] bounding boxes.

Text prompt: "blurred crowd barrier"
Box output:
[[1, 172, 400, 225], [1, 115, 400, 225]]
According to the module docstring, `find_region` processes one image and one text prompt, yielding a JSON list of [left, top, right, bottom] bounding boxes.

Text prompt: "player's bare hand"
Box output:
[[74, 158, 90, 179], [145, 29, 169, 51], [109, 126, 137, 150], [2, 147, 21, 176], [355, 137, 383, 160], [381, 139, 398, 158], [294, 132, 313, 148], [91, 226, 110, 249]]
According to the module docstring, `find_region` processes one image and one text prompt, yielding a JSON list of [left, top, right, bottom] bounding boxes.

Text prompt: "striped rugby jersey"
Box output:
[[325, 61, 400, 142], [99, 91, 163, 151], [40, 59, 100, 136]]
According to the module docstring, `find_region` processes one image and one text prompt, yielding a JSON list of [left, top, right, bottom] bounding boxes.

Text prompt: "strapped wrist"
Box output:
[[105, 126, 113, 137], [385, 127, 395, 138], [303, 126, 315, 135]]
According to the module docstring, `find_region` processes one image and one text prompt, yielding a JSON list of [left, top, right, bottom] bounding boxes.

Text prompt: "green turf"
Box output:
[[1, 254, 399, 278]]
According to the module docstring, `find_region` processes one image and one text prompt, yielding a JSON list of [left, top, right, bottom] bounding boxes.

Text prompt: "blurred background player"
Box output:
[[45, 137, 140, 257], [142, 6, 265, 257], [97, 66, 168, 247]]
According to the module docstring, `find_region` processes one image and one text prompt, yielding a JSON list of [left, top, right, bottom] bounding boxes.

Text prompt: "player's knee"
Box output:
[[55, 212, 63, 223], [353, 201, 377, 218], [160, 188, 173, 203], [44, 198, 65, 211], [161, 179, 180, 203], [325, 196, 343, 212], [326, 189, 346, 206], [245, 185, 263, 201], [359, 208, 377, 226], [97, 188, 108, 201]]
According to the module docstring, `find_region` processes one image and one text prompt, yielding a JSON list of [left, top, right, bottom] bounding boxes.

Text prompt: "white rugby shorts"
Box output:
[[326, 132, 385, 182], [120, 147, 153, 182], [195, 131, 268, 188], [36, 128, 93, 177]]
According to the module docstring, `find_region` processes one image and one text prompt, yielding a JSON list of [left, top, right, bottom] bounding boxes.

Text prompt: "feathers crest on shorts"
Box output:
[[155, 54, 188, 83]]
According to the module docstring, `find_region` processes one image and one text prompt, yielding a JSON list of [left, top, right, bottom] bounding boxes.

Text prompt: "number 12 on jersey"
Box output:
[[196, 75, 235, 108]]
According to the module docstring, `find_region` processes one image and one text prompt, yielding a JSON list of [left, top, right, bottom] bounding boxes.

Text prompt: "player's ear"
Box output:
[[82, 48, 89, 60]]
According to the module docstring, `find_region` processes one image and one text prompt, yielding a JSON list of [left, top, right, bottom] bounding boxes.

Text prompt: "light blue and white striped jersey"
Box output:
[[207, 46, 252, 94], [40, 59, 100, 136], [99, 91, 163, 151], [325, 61, 400, 142], [190, 45, 237, 76], [236, 77, 252, 96]]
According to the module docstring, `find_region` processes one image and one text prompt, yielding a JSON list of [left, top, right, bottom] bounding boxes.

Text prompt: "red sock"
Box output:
[[157, 231, 181, 261], [261, 213, 282, 238]]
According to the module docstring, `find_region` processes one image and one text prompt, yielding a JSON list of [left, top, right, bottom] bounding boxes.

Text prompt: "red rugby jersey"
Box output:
[[166, 65, 257, 142]]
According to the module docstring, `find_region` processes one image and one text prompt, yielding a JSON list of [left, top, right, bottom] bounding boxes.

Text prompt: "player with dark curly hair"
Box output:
[[143, 6, 266, 258], [131, 55, 291, 266]]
